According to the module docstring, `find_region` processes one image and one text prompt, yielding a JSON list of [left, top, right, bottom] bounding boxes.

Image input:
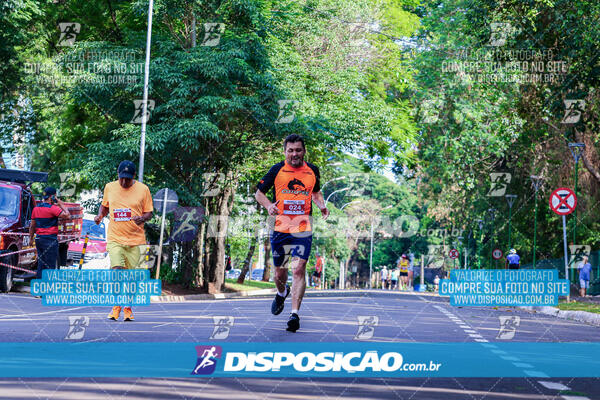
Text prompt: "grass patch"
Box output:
[[558, 390, 588, 397], [558, 301, 600, 314], [224, 278, 276, 292]]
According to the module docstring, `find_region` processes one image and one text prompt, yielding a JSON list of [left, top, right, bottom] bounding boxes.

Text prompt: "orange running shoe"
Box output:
[[107, 306, 121, 320], [123, 307, 134, 321]]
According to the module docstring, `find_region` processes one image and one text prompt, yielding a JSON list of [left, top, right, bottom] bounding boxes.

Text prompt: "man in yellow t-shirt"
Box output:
[[94, 160, 153, 321]]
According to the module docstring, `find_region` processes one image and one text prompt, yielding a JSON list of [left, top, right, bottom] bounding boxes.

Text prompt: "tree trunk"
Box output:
[[193, 178, 235, 293], [201, 183, 234, 293], [262, 235, 271, 281], [237, 228, 258, 284], [574, 128, 600, 183]]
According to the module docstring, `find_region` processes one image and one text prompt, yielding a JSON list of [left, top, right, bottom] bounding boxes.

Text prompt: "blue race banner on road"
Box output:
[[31, 269, 161, 306], [440, 269, 569, 306], [1, 342, 599, 377]]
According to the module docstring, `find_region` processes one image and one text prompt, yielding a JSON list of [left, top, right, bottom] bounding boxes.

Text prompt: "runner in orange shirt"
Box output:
[[94, 160, 153, 321], [255, 134, 329, 332], [312, 252, 323, 288]]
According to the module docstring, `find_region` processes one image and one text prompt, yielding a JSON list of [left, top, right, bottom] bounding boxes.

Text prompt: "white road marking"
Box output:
[[538, 381, 571, 391], [513, 363, 534, 368], [153, 322, 175, 328], [525, 370, 549, 378], [433, 305, 488, 342], [561, 396, 591, 400], [0, 307, 86, 319]]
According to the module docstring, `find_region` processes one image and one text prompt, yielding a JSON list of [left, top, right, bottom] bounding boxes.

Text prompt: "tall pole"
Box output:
[[138, 0, 154, 183], [322, 255, 326, 290], [568, 143, 584, 281], [505, 195, 517, 250], [369, 219, 374, 289], [533, 193, 538, 269], [573, 161, 578, 244], [339, 260, 344, 290], [530, 176, 543, 270], [457, 236, 463, 268], [562, 214, 570, 303], [508, 205, 512, 249], [477, 220, 483, 269], [155, 188, 168, 280]]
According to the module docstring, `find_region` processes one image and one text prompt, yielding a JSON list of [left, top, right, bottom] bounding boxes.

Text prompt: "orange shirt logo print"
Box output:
[[282, 178, 309, 196]]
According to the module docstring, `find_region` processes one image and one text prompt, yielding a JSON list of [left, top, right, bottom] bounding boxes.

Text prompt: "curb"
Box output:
[[151, 288, 444, 302], [517, 305, 600, 327], [151, 288, 277, 302]]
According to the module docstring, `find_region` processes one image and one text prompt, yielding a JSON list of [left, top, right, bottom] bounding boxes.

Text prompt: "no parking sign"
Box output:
[[549, 188, 576, 216], [492, 248, 503, 260], [549, 187, 577, 302]]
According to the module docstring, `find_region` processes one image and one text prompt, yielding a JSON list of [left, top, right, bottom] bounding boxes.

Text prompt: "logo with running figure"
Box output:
[[192, 345, 222, 375], [497, 316, 520, 340], [210, 317, 234, 339], [355, 316, 379, 340], [58, 22, 80, 46], [65, 316, 89, 340]]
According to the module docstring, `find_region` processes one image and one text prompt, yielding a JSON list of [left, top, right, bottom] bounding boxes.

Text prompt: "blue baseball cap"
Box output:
[[43, 186, 57, 200], [118, 160, 136, 179]]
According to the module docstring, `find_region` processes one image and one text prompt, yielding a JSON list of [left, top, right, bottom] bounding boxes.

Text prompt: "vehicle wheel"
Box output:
[[0, 253, 16, 293], [58, 243, 68, 267]]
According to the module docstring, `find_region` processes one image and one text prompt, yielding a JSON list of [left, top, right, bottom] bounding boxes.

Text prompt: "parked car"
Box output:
[[226, 268, 241, 280], [251, 268, 264, 281], [67, 213, 110, 269]]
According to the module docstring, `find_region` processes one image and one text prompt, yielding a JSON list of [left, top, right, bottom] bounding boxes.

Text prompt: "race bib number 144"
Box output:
[[113, 208, 132, 221]]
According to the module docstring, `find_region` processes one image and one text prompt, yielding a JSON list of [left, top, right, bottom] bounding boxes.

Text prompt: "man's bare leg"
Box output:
[[290, 257, 307, 311], [274, 265, 289, 294]]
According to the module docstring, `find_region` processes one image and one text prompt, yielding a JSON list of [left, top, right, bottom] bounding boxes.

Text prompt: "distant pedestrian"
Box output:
[[390, 268, 399, 290], [398, 254, 410, 290], [380, 266, 388, 289], [506, 249, 520, 269], [578, 255, 592, 297], [312, 252, 323, 288]]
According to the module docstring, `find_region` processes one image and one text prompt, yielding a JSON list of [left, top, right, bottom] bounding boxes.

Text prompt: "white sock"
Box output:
[[278, 288, 288, 297], [291, 309, 298, 315]]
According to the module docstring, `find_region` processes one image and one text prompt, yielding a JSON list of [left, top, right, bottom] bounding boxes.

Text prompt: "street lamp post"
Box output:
[[530, 175, 544, 269], [568, 143, 584, 281], [325, 187, 350, 207], [369, 219, 374, 289], [321, 176, 347, 194], [505, 194, 517, 250], [477, 219, 483, 269], [368, 205, 392, 289], [341, 200, 361, 210], [487, 208, 496, 268], [457, 236, 463, 268], [138, 0, 155, 183]]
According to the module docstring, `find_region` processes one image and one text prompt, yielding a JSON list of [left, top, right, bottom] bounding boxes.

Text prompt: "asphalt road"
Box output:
[[0, 290, 598, 399]]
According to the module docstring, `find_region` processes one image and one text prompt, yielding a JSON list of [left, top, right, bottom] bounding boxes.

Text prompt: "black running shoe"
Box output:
[[271, 284, 290, 315], [286, 313, 300, 332]]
